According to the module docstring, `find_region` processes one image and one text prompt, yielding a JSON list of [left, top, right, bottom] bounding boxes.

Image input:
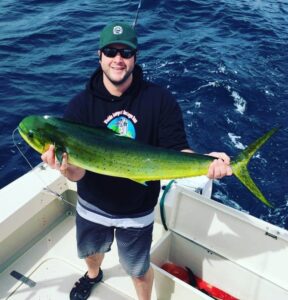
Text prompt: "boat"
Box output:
[[0, 163, 288, 299]]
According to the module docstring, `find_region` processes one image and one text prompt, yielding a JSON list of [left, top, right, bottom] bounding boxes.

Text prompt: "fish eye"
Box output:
[[28, 130, 34, 139]]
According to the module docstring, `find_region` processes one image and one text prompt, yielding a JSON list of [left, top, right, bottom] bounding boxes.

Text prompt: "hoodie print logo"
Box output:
[[107, 117, 135, 139], [104, 110, 137, 139]]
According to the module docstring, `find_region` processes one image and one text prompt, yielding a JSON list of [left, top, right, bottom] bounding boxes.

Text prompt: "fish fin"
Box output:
[[130, 179, 148, 186], [231, 128, 278, 207], [55, 145, 66, 165], [114, 133, 133, 139], [103, 127, 133, 139]]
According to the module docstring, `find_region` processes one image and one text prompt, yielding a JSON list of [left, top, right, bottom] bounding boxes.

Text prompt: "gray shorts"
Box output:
[[76, 212, 153, 277]]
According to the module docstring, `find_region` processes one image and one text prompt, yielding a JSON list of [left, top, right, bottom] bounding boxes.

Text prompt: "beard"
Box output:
[[102, 68, 134, 86]]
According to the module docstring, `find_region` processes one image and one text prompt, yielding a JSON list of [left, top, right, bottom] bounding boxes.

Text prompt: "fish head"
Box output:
[[18, 115, 54, 154]]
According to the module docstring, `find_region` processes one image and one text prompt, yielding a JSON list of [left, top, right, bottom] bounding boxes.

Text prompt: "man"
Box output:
[[42, 22, 232, 300]]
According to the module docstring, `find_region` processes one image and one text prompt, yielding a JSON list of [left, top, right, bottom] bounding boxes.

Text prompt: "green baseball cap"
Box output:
[[99, 22, 138, 50]]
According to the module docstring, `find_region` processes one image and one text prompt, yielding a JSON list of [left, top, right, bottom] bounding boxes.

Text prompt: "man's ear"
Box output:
[[98, 50, 102, 61]]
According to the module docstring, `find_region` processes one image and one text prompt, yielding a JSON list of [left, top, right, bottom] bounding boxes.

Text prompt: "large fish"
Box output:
[[18, 115, 277, 207]]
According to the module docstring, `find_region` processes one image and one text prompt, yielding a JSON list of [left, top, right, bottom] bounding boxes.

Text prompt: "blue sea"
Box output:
[[1, 0, 287, 229]]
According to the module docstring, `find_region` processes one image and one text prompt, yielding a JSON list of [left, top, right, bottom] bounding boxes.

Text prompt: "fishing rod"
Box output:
[[132, 0, 142, 28]]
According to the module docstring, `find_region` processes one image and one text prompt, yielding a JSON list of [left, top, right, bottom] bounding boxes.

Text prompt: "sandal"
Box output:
[[70, 268, 103, 300]]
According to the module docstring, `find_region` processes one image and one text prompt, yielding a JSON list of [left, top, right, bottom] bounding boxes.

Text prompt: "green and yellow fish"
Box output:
[[18, 115, 277, 207]]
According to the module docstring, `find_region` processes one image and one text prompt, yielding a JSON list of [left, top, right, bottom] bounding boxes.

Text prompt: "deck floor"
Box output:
[[0, 215, 164, 300]]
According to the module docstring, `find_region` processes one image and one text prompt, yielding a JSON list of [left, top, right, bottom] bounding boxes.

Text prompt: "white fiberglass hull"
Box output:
[[0, 164, 287, 299]]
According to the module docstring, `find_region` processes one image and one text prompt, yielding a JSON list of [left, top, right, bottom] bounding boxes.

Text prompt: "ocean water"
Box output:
[[1, 0, 287, 228]]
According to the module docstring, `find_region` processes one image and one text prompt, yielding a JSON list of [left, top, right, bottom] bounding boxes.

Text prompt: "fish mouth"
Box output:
[[17, 117, 50, 154], [17, 124, 33, 151], [18, 122, 27, 140]]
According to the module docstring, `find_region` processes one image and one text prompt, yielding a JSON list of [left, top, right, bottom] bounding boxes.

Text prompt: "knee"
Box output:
[[133, 274, 146, 283], [132, 267, 154, 283]]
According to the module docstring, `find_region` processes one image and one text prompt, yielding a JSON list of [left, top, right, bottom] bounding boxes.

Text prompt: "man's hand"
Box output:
[[41, 145, 85, 181], [206, 152, 233, 179]]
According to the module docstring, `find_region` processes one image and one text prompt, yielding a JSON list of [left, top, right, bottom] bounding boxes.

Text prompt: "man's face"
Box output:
[[99, 43, 136, 86]]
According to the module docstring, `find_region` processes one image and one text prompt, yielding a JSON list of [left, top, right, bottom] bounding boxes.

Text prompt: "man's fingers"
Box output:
[[208, 158, 233, 179], [59, 153, 68, 177], [41, 145, 55, 166], [41, 145, 70, 177], [208, 152, 231, 165]]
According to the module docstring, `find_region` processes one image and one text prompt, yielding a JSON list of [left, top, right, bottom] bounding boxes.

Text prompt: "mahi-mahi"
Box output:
[[18, 115, 277, 207]]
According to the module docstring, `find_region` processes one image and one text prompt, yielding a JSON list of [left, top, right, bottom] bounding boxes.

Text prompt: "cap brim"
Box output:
[[101, 40, 137, 50]]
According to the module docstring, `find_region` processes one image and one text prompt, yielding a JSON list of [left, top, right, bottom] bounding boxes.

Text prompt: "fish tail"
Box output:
[[231, 128, 278, 207]]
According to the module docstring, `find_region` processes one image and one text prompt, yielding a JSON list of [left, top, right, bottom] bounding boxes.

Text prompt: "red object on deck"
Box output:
[[161, 262, 190, 283], [161, 262, 238, 300]]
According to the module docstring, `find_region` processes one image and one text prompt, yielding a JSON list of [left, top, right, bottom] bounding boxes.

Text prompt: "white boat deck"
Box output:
[[1, 164, 288, 300], [0, 213, 164, 300], [0, 165, 166, 300]]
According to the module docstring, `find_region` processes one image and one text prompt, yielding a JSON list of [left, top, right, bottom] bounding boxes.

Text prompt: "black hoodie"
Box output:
[[64, 65, 189, 215]]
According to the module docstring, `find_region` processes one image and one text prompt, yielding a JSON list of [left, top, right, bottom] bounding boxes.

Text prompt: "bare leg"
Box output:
[[85, 253, 105, 278], [132, 267, 154, 300]]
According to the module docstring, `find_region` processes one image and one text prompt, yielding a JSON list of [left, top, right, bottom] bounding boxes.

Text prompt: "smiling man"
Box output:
[[98, 24, 137, 94], [41, 22, 232, 300]]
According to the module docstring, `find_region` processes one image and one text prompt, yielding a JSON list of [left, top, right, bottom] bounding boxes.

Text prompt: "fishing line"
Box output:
[[12, 127, 75, 208], [132, 0, 142, 28]]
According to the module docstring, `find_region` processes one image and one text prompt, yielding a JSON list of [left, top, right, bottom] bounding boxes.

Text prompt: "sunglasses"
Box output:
[[101, 47, 137, 59]]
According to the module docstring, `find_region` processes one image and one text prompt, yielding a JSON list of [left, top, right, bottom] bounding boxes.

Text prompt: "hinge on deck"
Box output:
[[265, 231, 278, 240], [10, 270, 36, 288]]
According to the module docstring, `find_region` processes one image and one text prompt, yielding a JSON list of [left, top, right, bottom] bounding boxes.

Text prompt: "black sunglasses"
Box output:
[[101, 47, 137, 59]]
